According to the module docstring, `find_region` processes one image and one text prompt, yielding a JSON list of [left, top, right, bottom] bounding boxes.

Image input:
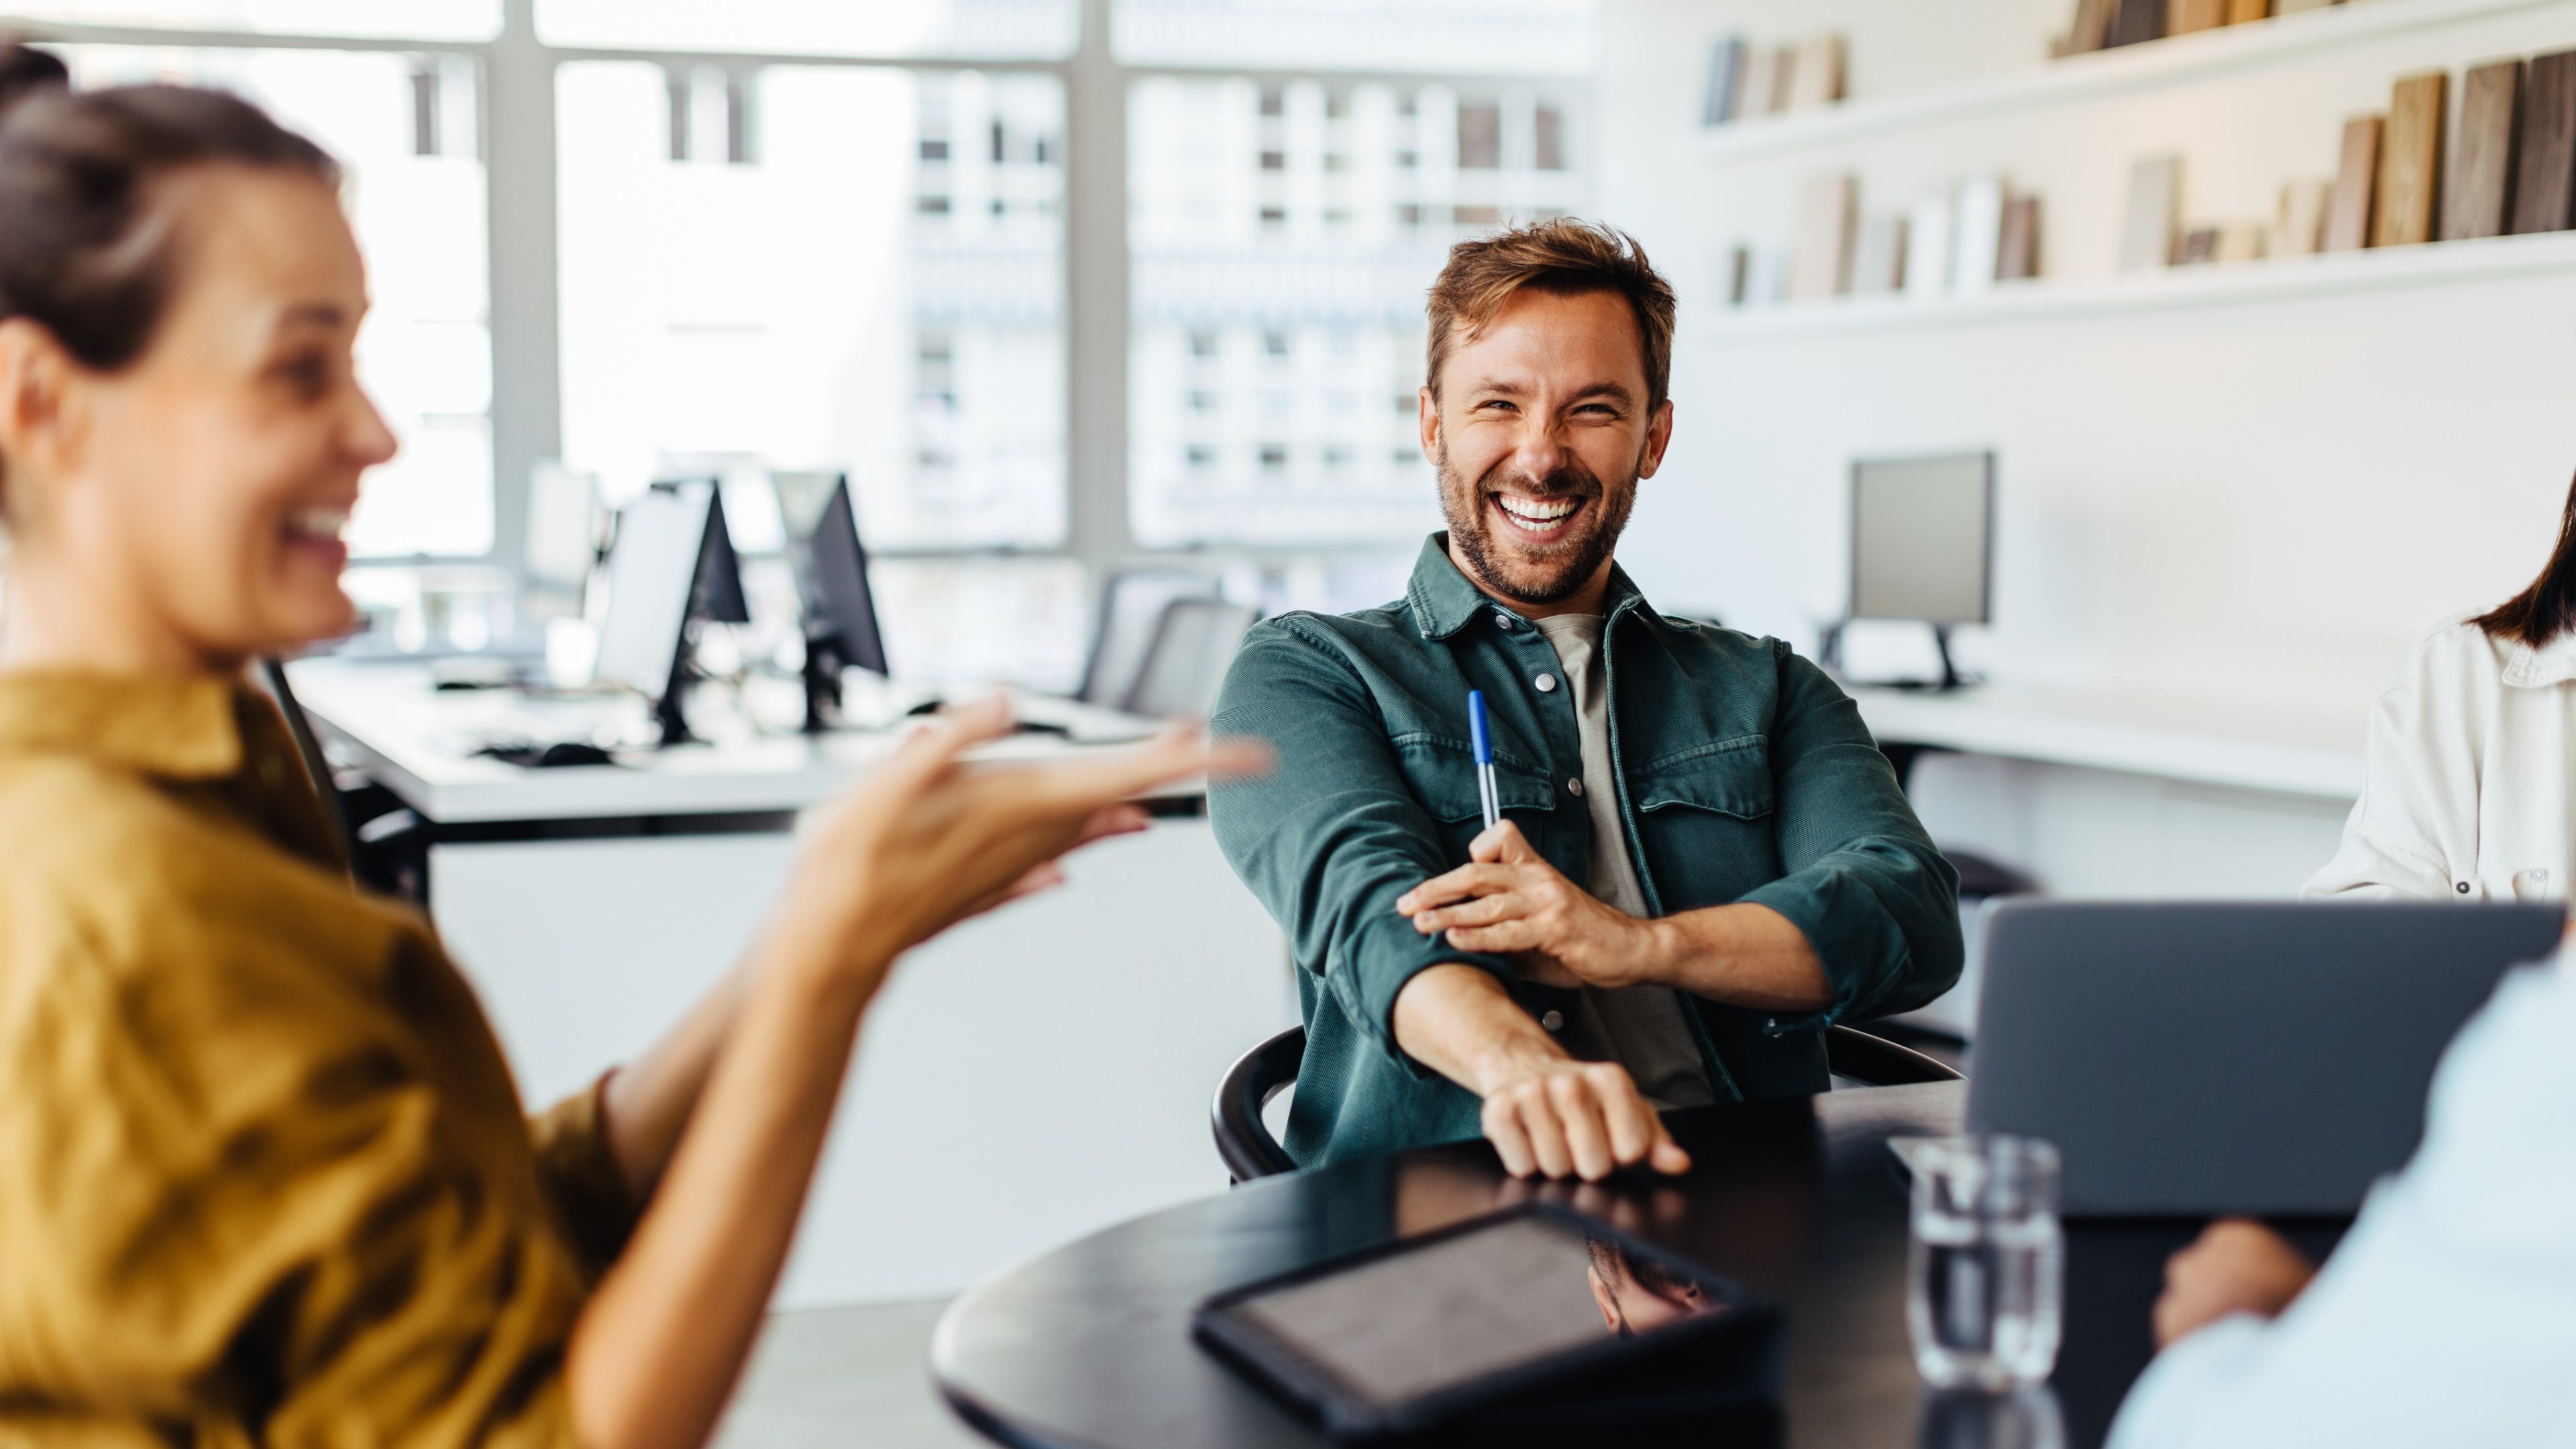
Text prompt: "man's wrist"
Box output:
[[1458, 1012, 1569, 1095], [1631, 914, 1694, 989]]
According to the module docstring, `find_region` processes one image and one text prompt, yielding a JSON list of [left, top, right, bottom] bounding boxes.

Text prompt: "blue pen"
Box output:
[[1467, 690, 1501, 833]]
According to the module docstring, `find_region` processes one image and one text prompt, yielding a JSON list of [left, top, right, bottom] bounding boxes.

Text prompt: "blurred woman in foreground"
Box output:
[[0, 55, 1255, 1448]]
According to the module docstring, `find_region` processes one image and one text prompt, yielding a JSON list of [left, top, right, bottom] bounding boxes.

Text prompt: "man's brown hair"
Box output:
[[1424, 218, 1677, 411]]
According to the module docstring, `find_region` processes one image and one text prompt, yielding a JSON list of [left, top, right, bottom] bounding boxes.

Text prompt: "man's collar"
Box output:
[[1403, 531, 1670, 639], [0, 669, 246, 779]]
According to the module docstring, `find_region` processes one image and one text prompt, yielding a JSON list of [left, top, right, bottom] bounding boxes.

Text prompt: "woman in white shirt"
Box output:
[[2307, 488, 2576, 902]]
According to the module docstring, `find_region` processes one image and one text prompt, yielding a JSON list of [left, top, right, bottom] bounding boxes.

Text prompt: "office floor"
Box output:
[[716, 1300, 983, 1449]]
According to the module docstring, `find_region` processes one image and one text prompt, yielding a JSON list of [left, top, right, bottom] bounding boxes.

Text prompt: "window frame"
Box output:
[[6, 0, 1589, 582]]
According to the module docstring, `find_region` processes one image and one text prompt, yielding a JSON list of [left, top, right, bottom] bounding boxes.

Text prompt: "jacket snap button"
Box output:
[[1566, 777, 1583, 797], [2456, 881, 2472, 894], [1540, 1010, 1564, 1032], [1534, 673, 1557, 693], [1494, 612, 1513, 630]]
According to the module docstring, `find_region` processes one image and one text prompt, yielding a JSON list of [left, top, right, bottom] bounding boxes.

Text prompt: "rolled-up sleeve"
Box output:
[[1210, 620, 1515, 1075], [1733, 648, 1963, 1029], [529, 1073, 641, 1281]]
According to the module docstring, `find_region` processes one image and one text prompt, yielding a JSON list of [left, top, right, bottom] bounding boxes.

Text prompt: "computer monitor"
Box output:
[[1846, 451, 1993, 690], [591, 480, 749, 743], [771, 472, 888, 730]]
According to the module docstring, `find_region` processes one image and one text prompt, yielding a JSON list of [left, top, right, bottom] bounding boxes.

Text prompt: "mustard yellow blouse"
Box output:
[[0, 672, 635, 1447]]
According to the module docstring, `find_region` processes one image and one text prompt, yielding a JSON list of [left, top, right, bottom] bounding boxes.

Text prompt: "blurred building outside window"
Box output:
[[5, 0, 1593, 683]]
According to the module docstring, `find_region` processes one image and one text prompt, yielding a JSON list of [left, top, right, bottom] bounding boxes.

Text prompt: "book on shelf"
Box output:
[[2324, 114, 2382, 250], [1954, 176, 2007, 294], [1905, 191, 1955, 299], [1764, 48, 1799, 114], [2107, 0, 2165, 48], [1788, 173, 1856, 301], [2273, 178, 2330, 256], [1739, 46, 1780, 117], [1743, 248, 1788, 306], [2226, 0, 2272, 22], [2118, 155, 2183, 269], [2447, 59, 2520, 240], [2176, 225, 2222, 265], [2170, 0, 2228, 35], [1998, 196, 2044, 280], [2512, 49, 2576, 234], [1787, 34, 1847, 111], [2062, 0, 2116, 55], [2216, 220, 2266, 263], [1702, 36, 1748, 125], [1850, 215, 1908, 296], [2373, 70, 2445, 247]]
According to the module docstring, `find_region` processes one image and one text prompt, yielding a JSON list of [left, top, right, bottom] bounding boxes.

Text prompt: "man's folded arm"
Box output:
[[1730, 645, 1964, 1031], [1209, 621, 1515, 1074]]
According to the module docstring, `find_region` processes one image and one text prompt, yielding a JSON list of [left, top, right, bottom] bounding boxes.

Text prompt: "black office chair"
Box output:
[[1213, 1020, 1963, 1184], [252, 657, 431, 902]]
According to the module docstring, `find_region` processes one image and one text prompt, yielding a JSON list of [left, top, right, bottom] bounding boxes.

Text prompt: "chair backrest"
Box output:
[[1078, 571, 1216, 707], [1823, 1023, 1963, 1085], [1212, 1021, 1960, 1185], [1213, 1025, 1306, 1183], [248, 657, 352, 853], [1122, 597, 1260, 720]]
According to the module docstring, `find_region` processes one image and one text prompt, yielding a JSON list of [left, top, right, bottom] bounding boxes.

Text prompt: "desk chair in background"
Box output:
[[1079, 571, 1218, 710], [1211, 1022, 1961, 1183], [252, 658, 430, 902], [1123, 597, 1263, 720]]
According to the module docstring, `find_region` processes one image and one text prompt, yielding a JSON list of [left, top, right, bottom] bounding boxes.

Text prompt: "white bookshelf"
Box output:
[[1699, 227, 2576, 341], [1695, 0, 2570, 165]]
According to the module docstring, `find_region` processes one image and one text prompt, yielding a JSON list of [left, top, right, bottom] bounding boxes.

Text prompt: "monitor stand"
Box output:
[[800, 630, 846, 735], [1824, 619, 1978, 692], [1882, 623, 1975, 693]]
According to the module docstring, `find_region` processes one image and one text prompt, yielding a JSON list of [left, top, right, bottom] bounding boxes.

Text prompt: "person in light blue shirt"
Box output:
[[2108, 941, 2576, 1448]]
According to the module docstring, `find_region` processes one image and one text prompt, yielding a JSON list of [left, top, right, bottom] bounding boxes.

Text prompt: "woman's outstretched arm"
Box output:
[[561, 700, 1262, 1449]]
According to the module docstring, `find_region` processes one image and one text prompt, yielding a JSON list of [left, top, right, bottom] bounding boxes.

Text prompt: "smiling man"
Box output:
[[1210, 220, 1962, 1178]]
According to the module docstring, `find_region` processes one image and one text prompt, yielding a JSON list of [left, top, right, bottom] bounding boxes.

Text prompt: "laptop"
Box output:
[[1966, 899, 2565, 1216]]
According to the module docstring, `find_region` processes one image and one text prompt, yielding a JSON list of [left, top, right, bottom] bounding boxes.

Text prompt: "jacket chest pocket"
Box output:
[[1392, 735, 1556, 851], [1635, 739, 1779, 897]]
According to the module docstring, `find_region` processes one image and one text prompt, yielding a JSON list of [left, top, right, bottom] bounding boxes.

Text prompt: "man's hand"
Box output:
[[2151, 1218, 2319, 1348], [1397, 821, 1659, 989], [1390, 963, 1690, 1181], [1478, 1055, 1694, 1181]]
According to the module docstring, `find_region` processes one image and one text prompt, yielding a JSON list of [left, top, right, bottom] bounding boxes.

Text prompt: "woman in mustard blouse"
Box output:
[[0, 54, 1254, 1449]]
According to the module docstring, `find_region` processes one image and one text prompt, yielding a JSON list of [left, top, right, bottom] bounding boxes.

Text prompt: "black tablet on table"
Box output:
[[1193, 1202, 1780, 1441]]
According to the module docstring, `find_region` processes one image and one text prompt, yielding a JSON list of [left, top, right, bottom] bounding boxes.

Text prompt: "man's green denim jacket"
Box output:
[[1210, 535, 1964, 1167]]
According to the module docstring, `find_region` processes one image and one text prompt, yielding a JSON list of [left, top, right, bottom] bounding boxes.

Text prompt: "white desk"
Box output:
[[287, 659, 1192, 828], [286, 658, 1291, 1310], [1847, 684, 2367, 802]]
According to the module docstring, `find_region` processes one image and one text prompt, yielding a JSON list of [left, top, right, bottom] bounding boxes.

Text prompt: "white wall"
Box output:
[[1595, 0, 2576, 894]]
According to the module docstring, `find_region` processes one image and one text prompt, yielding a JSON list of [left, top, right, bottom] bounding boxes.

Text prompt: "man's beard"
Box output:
[[1437, 444, 1640, 608]]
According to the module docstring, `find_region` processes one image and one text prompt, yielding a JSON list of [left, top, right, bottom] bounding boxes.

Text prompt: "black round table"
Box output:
[[932, 1083, 2212, 1449]]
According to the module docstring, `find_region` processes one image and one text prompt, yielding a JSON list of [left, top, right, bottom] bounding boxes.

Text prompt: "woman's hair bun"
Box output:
[[0, 38, 71, 125]]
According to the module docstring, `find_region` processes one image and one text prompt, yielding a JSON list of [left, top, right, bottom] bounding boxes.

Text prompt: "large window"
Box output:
[[56, 43, 495, 559], [1127, 77, 1586, 548], [9, 0, 1597, 679], [4, 1, 497, 40]]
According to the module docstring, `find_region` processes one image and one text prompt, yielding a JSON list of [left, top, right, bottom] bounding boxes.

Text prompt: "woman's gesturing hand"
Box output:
[[778, 697, 1271, 981]]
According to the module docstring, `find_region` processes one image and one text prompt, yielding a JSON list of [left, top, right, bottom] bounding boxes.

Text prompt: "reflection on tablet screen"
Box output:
[[1227, 1214, 1729, 1409]]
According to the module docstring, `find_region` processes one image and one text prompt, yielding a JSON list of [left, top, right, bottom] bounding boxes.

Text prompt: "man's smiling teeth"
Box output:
[[1495, 494, 1578, 525], [286, 507, 349, 540]]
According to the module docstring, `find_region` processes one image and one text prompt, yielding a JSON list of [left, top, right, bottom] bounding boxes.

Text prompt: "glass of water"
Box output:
[[1904, 1134, 2063, 1389]]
